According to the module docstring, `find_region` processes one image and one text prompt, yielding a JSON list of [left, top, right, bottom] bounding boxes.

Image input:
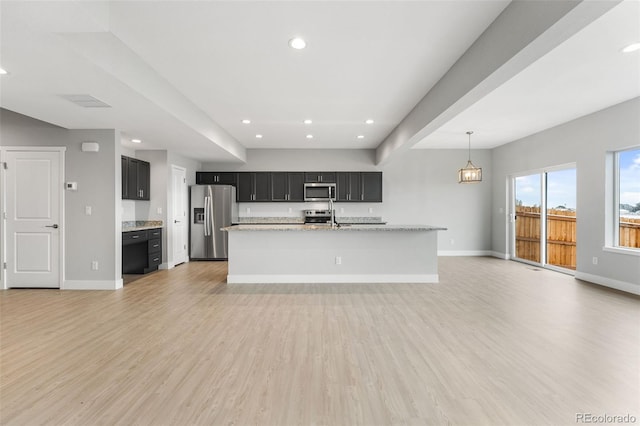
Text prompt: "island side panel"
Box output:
[[226, 229, 440, 283]]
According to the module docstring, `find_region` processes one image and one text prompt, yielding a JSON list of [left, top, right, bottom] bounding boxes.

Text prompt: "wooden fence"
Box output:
[[515, 206, 640, 270]]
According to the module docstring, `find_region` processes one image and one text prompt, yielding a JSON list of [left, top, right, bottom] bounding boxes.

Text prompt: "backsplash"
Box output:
[[237, 202, 383, 218]]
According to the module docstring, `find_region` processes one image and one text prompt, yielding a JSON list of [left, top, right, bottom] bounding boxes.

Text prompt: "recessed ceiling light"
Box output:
[[303, 119, 312, 124], [0, 68, 8, 75], [622, 42, 640, 53], [241, 119, 251, 124], [365, 119, 374, 124], [289, 38, 306, 50], [256, 134, 263, 139], [306, 134, 313, 139], [357, 135, 365, 139], [131, 139, 142, 144]]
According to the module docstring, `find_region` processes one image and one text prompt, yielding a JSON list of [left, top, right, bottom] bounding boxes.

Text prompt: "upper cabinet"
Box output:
[[271, 172, 305, 202], [361, 172, 383, 202], [237, 172, 271, 202], [336, 172, 361, 202], [304, 172, 336, 183], [196, 172, 237, 185], [122, 156, 150, 200], [197, 170, 382, 202], [336, 172, 382, 202]]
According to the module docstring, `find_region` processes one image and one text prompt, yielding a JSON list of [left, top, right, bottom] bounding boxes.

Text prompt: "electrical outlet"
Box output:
[[91, 260, 99, 270], [592, 257, 598, 265], [450, 239, 455, 245], [368, 208, 373, 213], [340, 208, 344, 214], [157, 207, 162, 214], [85, 206, 92, 216], [246, 207, 250, 214], [335, 256, 342, 265], [288, 207, 292, 213]]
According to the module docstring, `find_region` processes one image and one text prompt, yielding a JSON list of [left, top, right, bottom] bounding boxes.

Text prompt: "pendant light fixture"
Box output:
[[458, 131, 482, 183]]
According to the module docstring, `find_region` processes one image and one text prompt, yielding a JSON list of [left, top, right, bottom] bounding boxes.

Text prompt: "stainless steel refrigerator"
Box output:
[[190, 185, 238, 260]]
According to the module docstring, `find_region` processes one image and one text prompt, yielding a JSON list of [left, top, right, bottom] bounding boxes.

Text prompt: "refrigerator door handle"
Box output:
[[204, 196, 211, 236]]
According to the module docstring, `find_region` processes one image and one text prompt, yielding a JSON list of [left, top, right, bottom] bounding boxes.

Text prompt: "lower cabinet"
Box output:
[[123, 228, 162, 274]]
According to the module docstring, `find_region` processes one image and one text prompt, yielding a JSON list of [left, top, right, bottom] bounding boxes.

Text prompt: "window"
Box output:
[[615, 147, 640, 249]]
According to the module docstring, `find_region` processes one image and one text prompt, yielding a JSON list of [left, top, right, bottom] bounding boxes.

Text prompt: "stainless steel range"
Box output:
[[303, 209, 333, 224]]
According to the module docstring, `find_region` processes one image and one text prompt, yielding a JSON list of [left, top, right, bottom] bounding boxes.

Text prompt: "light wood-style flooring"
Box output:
[[1, 257, 638, 425]]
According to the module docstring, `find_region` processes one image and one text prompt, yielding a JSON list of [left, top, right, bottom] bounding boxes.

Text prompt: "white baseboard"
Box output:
[[491, 251, 511, 260], [160, 259, 189, 270], [63, 279, 123, 290], [227, 274, 439, 284], [437, 250, 493, 257], [574, 272, 640, 295]]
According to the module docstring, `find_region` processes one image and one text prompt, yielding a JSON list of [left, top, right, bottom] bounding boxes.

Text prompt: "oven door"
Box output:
[[304, 183, 336, 201]]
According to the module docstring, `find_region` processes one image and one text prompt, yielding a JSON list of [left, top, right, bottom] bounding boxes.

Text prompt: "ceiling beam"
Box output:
[[59, 31, 247, 163], [375, 0, 621, 165]]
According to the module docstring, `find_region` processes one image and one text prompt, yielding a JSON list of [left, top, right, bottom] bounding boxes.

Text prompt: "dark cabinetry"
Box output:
[[337, 172, 361, 202], [304, 172, 336, 183], [123, 228, 162, 274], [271, 172, 304, 201], [336, 172, 382, 202], [122, 156, 150, 200], [361, 172, 383, 202], [237, 172, 271, 202], [196, 172, 237, 185], [197, 170, 382, 202]]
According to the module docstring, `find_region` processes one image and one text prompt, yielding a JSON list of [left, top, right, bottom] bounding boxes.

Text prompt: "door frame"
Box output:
[[169, 164, 188, 268], [0, 146, 66, 289], [509, 162, 576, 275]]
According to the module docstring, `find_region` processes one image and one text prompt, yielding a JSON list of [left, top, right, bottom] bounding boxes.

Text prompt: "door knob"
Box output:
[[45, 224, 59, 229], [174, 220, 181, 223]]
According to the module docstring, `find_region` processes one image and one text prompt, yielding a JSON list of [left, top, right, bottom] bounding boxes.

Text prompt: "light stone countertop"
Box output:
[[122, 220, 163, 232], [223, 224, 446, 232]]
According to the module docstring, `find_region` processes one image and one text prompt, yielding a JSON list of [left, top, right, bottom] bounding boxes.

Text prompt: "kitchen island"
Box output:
[[223, 224, 446, 284]]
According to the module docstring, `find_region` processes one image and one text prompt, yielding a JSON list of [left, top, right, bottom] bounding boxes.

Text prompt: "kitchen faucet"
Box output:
[[328, 197, 336, 228]]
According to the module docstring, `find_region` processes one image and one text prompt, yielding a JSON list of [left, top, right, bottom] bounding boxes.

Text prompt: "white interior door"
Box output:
[[171, 165, 188, 266], [3, 149, 63, 288]]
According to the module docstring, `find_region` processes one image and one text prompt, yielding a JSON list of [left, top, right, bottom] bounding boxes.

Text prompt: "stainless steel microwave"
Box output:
[[304, 183, 336, 201]]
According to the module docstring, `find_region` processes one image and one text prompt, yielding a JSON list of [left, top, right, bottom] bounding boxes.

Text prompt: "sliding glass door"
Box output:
[[512, 166, 576, 272], [545, 169, 577, 270], [514, 174, 542, 263]]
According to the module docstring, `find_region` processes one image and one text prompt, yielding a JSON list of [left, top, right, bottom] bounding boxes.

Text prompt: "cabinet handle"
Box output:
[[153, 257, 159, 262], [132, 235, 139, 239]]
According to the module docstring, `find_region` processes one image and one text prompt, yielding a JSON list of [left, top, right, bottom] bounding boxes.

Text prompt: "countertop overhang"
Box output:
[[223, 224, 446, 232]]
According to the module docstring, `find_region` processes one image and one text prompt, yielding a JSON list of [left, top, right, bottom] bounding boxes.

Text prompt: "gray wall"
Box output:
[[0, 109, 121, 288], [204, 147, 493, 254], [491, 97, 640, 291]]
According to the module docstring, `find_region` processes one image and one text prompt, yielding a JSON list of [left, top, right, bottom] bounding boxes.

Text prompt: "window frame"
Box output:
[[609, 146, 640, 254]]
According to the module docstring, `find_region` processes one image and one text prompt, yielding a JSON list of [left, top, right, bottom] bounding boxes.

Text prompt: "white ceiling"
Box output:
[[414, 0, 640, 149], [0, 1, 638, 160]]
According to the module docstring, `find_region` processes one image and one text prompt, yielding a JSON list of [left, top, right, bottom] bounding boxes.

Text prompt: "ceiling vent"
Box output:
[[61, 94, 111, 108]]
